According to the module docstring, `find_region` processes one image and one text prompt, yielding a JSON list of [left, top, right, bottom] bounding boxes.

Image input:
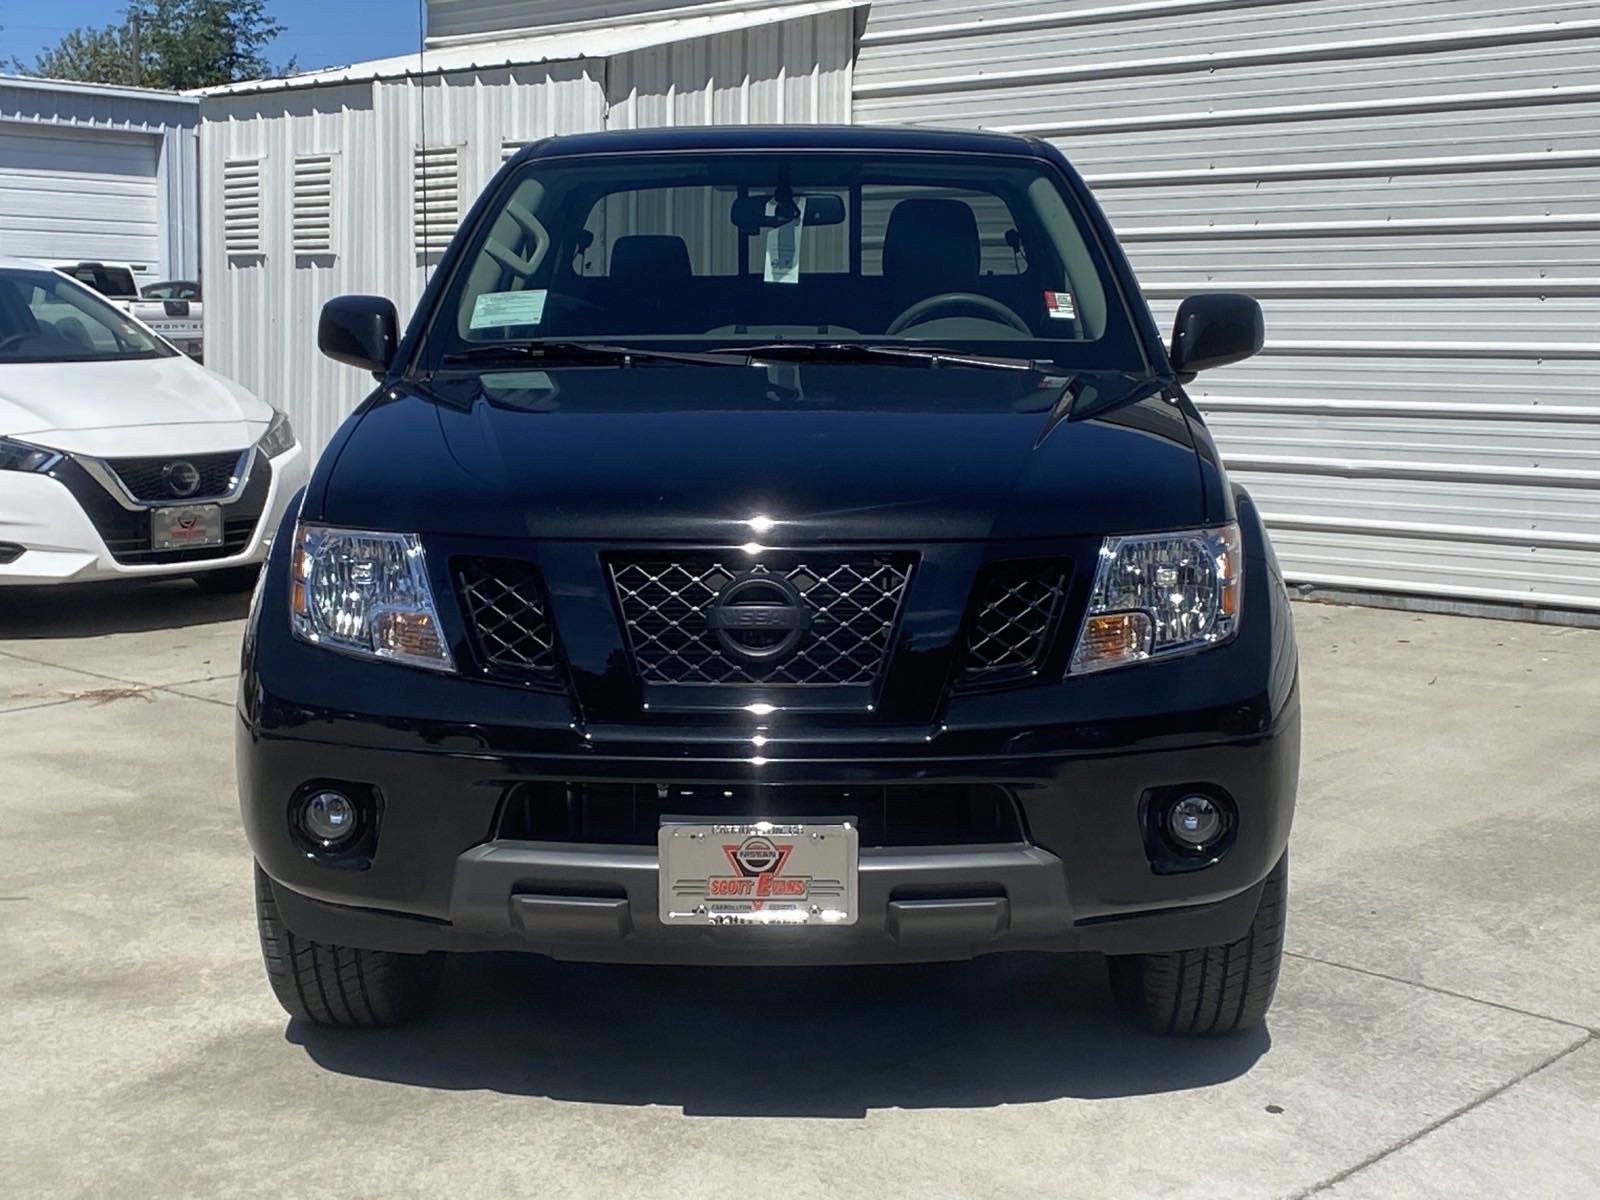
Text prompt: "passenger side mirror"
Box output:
[[1169, 293, 1264, 383], [319, 295, 399, 375]]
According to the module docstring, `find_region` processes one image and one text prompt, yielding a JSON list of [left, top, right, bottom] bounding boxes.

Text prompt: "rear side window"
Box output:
[[60, 264, 139, 299]]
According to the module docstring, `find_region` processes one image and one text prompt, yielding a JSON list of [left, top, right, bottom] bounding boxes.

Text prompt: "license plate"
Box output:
[[659, 821, 858, 926], [151, 504, 223, 551]]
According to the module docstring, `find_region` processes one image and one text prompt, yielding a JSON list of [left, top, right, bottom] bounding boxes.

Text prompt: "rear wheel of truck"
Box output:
[[1107, 852, 1288, 1036], [254, 864, 444, 1027]]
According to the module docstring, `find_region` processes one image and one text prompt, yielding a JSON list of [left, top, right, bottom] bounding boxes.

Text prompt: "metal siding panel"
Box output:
[[199, 66, 608, 456], [428, 0, 785, 43], [607, 10, 854, 127], [857, 0, 1600, 609]]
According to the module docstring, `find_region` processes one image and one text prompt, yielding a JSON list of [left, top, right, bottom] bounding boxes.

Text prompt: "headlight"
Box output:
[[0, 437, 62, 473], [289, 524, 453, 672], [257, 411, 296, 458], [1070, 523, 1242, 674]]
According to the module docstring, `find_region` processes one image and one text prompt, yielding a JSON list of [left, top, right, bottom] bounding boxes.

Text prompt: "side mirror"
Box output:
[[319, 295, 399, 375], [1169, 293, 1264, 383]]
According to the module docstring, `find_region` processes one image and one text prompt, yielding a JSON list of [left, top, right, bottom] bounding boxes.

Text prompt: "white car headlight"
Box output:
[[1070, 523, 1242, 674], [290, 524, 453, 672], [257, 411, 297, 458], [0, 437, 63, 473]]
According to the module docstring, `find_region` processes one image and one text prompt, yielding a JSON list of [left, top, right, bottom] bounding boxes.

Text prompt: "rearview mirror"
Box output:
[[730, 193, 848, 234], [319, 295, 399, 375], [1169, 293, 1264, 382]]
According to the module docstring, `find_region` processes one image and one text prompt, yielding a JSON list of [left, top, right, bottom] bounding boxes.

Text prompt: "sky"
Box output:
[[2, 0, 423, 76]]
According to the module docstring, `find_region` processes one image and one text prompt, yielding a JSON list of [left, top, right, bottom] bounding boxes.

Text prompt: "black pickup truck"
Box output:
[[240, 125, 1299, 1035]]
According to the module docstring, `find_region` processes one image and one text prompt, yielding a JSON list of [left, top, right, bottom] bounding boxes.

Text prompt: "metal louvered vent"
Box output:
[[961, 561, 1070, 682], [223, 160, 262, 256], [292, 155, 337, 255], [609, 555, 913, 688], [502, 140, 530, 162], [414, 145, 461, 256], [457, 558, 562, 682]]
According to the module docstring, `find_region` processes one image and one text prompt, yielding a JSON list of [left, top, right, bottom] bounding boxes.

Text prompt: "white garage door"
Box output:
[[0, 124, 161, 278]]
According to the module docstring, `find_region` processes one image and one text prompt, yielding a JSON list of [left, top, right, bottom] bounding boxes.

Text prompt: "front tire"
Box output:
[[254, 865, 443, 1027], [1107, 852, 1288, 1036]]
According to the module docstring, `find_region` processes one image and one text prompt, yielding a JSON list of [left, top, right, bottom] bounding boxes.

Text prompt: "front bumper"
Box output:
[[242, 489, 1300, 965], [0, 444, 308, 585], [243, 704, 1299, 964]]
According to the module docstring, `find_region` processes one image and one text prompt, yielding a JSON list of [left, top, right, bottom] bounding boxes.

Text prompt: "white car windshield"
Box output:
[[0, 268, 174, 363]]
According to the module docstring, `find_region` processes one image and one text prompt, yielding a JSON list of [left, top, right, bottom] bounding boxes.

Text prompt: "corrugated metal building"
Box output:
[[199, 0, 1600, 613], [0, 76, 199, 285]]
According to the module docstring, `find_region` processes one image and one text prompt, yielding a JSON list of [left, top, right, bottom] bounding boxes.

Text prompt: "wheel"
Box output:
[[194, 565, 260, 594], [1107, 852, 1288, 1036], [254, 864, 444, 1027]]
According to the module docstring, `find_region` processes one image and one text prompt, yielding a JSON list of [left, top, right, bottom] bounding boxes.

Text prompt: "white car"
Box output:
[[0, 257, 308, 590]]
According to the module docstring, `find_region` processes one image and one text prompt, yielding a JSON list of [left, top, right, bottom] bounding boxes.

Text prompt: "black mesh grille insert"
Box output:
[[106, 452, 243, 502], [961, 560, 1070, 682], [496, 782, 1026, 848], [456, 558, 562, 682], [609, 555, 913, 687]]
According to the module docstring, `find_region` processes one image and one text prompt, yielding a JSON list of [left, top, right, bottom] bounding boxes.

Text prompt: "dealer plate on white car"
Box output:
[[151, 504, 223, 551], [659, 821, 858, 926]]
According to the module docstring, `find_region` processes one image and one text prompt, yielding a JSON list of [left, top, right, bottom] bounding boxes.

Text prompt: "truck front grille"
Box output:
[[456, 557, 562, 683], [495, 782, 1026, 847], [608, 554, 913, 688], [959, 559, 1070, 683]]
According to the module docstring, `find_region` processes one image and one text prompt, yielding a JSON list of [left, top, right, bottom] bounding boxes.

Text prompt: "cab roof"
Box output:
[[512, 124, 1043, 164]]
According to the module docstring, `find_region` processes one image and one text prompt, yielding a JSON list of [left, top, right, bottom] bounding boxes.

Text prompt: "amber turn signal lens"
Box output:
[[1076, 611, 1154, 669]]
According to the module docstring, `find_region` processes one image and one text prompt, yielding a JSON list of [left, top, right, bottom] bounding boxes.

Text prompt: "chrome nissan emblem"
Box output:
[[705, 573, 812, 662], [163, 460, 202, 498]]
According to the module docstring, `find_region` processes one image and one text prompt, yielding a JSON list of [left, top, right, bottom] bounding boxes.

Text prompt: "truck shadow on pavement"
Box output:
[[289, 951, 1269, 1117], [0, 581, 249, 639]]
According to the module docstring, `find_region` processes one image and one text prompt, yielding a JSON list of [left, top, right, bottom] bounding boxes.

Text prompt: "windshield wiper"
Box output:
[[721, 342, 1048, 372], [439, 341, 749, 368]]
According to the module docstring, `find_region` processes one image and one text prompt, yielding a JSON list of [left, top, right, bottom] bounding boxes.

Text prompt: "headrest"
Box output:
[[883, 199, 981, 295], [610, 235, 692, 282]]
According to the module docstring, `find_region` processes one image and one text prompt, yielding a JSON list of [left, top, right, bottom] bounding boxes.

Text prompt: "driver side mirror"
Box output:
[[1169, 293, 1264, 383], [319, 295, 399, 376]]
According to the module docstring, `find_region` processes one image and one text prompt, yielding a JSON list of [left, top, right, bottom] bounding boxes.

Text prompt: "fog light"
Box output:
[[1167, 794, 1223, 849], [301, 790, 358, 846]]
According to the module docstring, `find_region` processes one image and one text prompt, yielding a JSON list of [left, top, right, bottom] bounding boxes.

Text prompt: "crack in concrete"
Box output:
[[1286, 1033, 1595, 1198], [0, 673, 237, 717], [1285, 950, 1599, 1036]]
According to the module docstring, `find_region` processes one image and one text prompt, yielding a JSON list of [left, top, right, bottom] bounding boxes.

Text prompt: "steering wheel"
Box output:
[[0, 334, 34, 352], [886, 292, 1031, 337]]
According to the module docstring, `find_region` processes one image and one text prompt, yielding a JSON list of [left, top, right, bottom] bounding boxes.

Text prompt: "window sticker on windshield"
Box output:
[[470, 289, 548, 330], [765, 197, 806, 286], [1045, 292, 1077, 320]]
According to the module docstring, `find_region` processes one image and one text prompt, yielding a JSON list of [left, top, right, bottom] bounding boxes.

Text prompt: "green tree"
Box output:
[[23, 1, 289, 90]]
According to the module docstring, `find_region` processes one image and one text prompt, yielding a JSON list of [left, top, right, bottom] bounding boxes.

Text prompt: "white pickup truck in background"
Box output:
[[49, 262, 204, 361]]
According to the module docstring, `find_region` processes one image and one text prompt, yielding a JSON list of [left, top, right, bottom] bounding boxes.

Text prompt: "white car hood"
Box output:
[[0, 354, 270, 456]]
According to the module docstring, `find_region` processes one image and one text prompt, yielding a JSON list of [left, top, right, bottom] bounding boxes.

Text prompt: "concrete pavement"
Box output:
[[1, 585, 1596, 1198]]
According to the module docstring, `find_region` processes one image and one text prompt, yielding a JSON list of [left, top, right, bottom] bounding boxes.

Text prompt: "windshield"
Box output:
[[0, 269, 175, 363], [426, 151, 1144, 371]]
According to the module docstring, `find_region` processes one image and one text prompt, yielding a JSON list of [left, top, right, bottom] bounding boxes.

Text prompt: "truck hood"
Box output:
[[0, 354, 269, 455], [323, 364, 1208, 542]]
